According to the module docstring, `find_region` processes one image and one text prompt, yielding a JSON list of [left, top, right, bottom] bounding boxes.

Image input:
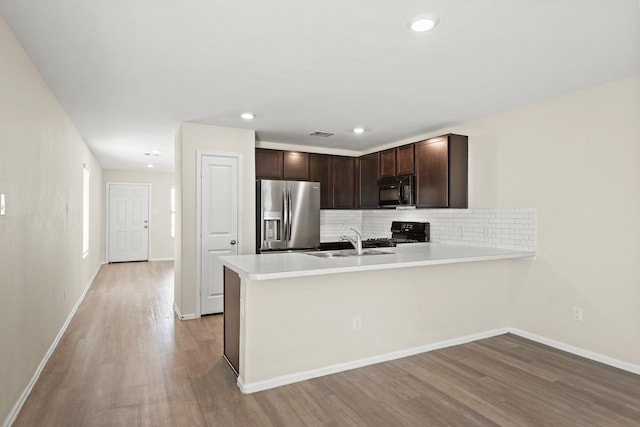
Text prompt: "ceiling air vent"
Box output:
[[309, 131, 334, 137]]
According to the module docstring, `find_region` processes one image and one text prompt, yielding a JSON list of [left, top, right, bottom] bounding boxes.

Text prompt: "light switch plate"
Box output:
[[0, 193, 5, 215]]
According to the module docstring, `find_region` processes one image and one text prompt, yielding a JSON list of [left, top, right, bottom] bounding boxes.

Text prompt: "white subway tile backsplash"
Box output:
[[321, 208, 536, 252], [319, 210, 364, 242]]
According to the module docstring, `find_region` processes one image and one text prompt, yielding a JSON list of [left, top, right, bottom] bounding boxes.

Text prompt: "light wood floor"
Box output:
[[14, 261, 640, 426]]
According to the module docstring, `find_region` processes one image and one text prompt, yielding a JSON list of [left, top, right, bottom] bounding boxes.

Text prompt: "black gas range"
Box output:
[[363, 221, 430, 248]]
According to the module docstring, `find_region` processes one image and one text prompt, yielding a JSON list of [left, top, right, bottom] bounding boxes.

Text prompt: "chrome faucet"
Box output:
[[341, 227, 363, 255]]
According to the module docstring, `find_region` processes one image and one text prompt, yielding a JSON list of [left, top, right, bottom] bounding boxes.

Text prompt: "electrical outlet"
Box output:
[[352, 316, 362, 331], [572, 307, 583, 321]]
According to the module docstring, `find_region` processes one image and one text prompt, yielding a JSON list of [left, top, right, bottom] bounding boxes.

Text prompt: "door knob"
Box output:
[[230, 240, 237, 245], [144, 225, 148, 229]]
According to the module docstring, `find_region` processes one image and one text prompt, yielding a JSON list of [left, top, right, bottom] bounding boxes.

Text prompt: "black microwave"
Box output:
[[378, 174, 415, 207]]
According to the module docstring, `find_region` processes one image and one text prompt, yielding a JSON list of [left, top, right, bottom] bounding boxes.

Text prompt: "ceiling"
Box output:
[[1, 1, 639, 173]]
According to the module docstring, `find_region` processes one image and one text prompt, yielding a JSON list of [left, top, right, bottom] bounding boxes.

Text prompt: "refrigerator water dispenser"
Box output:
[[263, 212, 281, 242]]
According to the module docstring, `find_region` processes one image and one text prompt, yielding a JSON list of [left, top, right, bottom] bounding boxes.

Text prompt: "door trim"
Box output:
[[196, 150, 243, 318], [105, 182, 152, 263]]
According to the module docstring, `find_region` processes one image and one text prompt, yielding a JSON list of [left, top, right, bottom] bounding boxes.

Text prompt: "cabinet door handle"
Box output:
[[230, 240, 237, 245]]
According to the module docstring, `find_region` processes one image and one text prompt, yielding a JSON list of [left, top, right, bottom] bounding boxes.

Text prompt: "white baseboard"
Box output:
[[238, 328, 510, 394], [509, 328, 640, 375], [3, 263, 102, 427], [172, 301, 197, 320], [238, 326, 640, 394], [150, 258, 174, 262]]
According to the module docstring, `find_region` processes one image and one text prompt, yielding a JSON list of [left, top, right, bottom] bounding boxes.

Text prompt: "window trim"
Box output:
[[170, 185, 176, 238], [82, 165, 90, 258]]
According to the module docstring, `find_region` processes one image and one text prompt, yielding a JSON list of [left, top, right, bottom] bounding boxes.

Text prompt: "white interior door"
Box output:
[[201, 155, 239, 315], [108, 184, 150, 262]]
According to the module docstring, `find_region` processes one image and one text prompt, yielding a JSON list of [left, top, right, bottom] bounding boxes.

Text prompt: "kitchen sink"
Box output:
[[305, 249, 393, 258]]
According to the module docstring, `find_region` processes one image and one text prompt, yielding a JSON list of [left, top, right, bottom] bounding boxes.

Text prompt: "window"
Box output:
[[170, 186, 176, 238], [82, 165, 90, 257]]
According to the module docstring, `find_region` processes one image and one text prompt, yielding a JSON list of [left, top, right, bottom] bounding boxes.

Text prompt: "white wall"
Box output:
[[103, 170, 175, 261], [174, 123, 255, 317], [413, 75, 640, 365], [241, 260, 519, 386], [0, 16, 104, 425]]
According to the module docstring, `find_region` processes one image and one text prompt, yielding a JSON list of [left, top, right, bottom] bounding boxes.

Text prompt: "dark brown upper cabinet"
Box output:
[[309, 153, 333, 209], [415, 134, 468, 208], [256, 149, 309, 180], [332, 156, 356, 209], [358, 152, 379, 208], [396, 144, 415, 175], [256, 133, 466, 210], [283, 151, 309, 180], [255, 148, 283, 179], [379, 149, 396, 178], [379, 144, 415, 178]]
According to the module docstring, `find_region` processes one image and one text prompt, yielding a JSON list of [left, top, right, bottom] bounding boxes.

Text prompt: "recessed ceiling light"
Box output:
[[409, 15, 439, 32], [146, 163, 155, 168], [353, 127, 365, 134], [241, 112, 255, 120]]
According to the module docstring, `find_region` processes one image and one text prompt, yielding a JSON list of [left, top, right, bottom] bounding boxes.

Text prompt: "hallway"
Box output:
[[13, 262, 233, 426]]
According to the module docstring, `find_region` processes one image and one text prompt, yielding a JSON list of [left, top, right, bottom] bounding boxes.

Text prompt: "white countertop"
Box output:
[[220, 243, 535, 280]]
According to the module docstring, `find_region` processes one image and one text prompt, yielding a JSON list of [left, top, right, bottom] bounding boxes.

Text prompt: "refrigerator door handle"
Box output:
[[288, 188, 293, 239], [282, 187, 289, 241]]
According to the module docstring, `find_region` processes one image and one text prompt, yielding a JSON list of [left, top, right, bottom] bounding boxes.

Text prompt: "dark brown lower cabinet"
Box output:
[[415, 134, 468, 208], [223, 267, 240, 376]]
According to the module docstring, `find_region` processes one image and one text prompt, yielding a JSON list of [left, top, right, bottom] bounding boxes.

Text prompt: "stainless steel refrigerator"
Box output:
[[256, 180, 321, 252]]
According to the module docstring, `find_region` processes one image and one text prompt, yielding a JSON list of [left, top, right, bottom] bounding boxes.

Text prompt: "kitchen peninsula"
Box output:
[[220, 243, 534, 394]]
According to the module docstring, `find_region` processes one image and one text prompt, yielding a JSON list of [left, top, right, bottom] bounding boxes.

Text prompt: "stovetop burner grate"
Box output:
[[363, 237, 421, 248]]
